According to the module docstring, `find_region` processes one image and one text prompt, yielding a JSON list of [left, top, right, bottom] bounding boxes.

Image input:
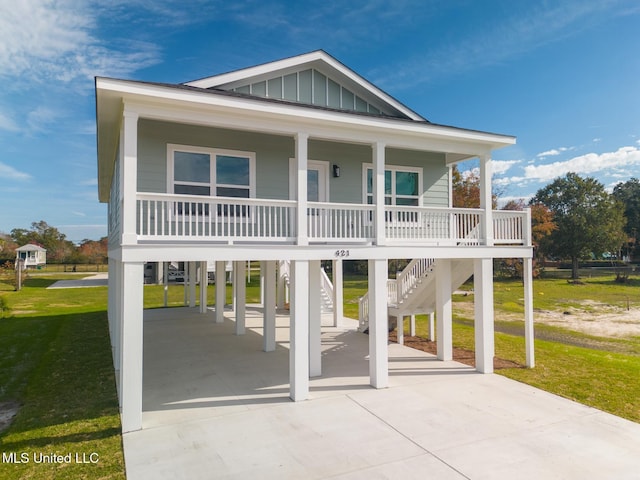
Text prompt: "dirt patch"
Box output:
[[0, 401, 20, 434], [389, 331, 522, 370]]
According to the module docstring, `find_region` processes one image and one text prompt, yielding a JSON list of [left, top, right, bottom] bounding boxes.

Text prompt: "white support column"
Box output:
[[524, 257, 535, 367], [332, 259, 343, 327], [113, 259, 123, 374], [119, 261, 144, 433], [436, 259, 453, 361], [189, 261, 197, 308], [121, 110, 139, 246], [428, 313, 434, 341], [163, 262, 169, 308], [260, 261, 265, 305], [276, 261, 286, 309], [235, 261, 246, 335], [183, 262, 188, 306], [479, 154, 494, 246], [411, 315, 417, 337], [372, 142, 386, 246], [215, 260, 226, 324], [397, 316, 404, 345], [295, 133, 309, 246], [199, 261, 208, 313], [369, 258, 389, 388], [263, 261, 277, 352], [309, 260, 322, 377], [474, 258, 495, 373], [290, 260, 309, 401], [107, 257, 117, 361]]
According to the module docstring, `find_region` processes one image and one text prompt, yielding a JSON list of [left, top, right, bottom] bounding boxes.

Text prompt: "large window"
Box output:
[[364, 164, 422, 206], [168, 145, 255, 199]]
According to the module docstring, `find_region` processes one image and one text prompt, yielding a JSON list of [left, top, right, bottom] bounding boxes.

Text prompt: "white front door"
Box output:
[[289, 159, 330, 202]]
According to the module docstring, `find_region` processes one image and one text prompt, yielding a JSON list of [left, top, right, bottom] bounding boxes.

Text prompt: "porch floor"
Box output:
[[123, 306, 640, 479]]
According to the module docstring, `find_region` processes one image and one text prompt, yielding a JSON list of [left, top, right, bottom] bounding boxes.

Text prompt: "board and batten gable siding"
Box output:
[[134, 119, 449, 206]]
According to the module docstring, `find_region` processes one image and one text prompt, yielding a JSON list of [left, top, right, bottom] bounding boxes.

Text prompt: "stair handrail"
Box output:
[[320, 266, 334, 301], [395, 258, 434, 303]]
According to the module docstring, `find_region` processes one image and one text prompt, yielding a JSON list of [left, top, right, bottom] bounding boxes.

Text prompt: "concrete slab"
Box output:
[[47, 273, 108, 288], [123, 306, 640, 480]]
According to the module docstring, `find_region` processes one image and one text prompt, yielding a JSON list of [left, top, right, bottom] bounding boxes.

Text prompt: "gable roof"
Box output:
[[16, 244, 46, 252], [184, 50, 426, 122]]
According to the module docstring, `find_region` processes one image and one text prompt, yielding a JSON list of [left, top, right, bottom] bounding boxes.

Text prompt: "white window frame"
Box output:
[[362, 163, 423, 206], [167, 144, 256, 199]]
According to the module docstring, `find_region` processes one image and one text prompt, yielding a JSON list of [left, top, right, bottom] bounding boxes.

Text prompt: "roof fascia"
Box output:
[[98, 77, 514, 149]]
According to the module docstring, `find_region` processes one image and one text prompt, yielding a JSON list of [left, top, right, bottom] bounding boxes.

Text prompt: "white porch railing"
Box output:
[[137, 193, 296, 242], [395, 258, 435, 305], [135, 193, 530, 246], [307, 202, 374, 242]]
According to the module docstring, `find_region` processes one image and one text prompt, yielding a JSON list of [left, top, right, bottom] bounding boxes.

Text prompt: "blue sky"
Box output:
[[1, 0, 639, 242]]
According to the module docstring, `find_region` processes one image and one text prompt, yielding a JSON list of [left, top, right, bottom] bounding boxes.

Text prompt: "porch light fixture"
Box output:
[[332, 164, 340, 177]]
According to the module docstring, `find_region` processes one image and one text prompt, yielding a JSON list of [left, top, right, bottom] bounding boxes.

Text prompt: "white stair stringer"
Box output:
[[280, 260, 333, 313], [358, 259, 474, 333]]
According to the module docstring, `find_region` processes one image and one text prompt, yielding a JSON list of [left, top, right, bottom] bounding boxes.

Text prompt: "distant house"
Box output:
[[95, 50, 535, 433], [15, 244, 46, 269]]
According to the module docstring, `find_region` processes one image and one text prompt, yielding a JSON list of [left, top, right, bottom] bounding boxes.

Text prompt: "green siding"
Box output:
[[137, 120, 449, 206]]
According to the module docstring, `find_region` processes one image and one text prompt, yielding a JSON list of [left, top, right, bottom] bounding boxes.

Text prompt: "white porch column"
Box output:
[[112, 259, 123, 375], [263, 261, 277, 352], [119, 261, 144, 433], [428, 312, 434, 341], [474, 258, 495, 373], [309, 260, 322, 377], [524, 257, 535, 367], [369, 258, 389, 388], [290, 260, 309, 401], [199, 261, 208, 313], [121, 110, 139, 246], [188, 261, 197, 308], [163, 262, 169, 308], [183, 262, 188, 306], [436, 259, 453, 361], [295, 133, 309, 246], [107, 257, 117, 362], [234, 261, 246, 335], [277, 261, 287, 309], [397, 316, 404, 345], [332, 259, 343, 327], [479, 154, 494, 246], [372, 142, 386, 246], [215, 260, 226, 323]]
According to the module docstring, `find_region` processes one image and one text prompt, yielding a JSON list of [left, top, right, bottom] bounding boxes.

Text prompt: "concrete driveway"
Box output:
[[123, 307, 640, 479]]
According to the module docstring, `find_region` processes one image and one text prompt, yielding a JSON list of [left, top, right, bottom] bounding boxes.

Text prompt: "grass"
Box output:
[[0, 275, 124, 479]]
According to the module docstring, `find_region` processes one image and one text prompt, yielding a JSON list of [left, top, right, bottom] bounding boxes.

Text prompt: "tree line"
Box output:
[[0, 221, 108, 265]]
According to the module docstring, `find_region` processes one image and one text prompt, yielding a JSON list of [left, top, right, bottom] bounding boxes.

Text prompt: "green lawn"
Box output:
[[0, 271, 638, 479]]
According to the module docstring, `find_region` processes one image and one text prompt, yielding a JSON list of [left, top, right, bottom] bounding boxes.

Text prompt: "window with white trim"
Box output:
[[168, 144, 255, 215], [364, 164, 422, 206]]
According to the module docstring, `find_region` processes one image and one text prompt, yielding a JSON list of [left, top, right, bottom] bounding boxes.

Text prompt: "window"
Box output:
[[364, 165, 421, 206], [168, 145, 255, 215]]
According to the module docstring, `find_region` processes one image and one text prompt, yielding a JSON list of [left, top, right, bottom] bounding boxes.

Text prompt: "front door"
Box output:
[[307, 160, 329, 202]]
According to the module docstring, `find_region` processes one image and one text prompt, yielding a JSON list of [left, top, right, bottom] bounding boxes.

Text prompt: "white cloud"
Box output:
[[536, 146, 574, 158], [524, 146, 640, 182], [0, 110, 19, 132], [27, 106, 58, 132], [492, 160, 519, 175], [0, 0, 161, 85], [0, 161, 31, 181]]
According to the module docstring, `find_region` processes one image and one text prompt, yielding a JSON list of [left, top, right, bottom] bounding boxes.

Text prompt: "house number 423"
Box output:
[[334, 249, 350, 257]]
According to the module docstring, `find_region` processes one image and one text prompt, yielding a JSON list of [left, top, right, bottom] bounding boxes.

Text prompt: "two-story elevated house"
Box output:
[[95, 50, 535, 433]]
